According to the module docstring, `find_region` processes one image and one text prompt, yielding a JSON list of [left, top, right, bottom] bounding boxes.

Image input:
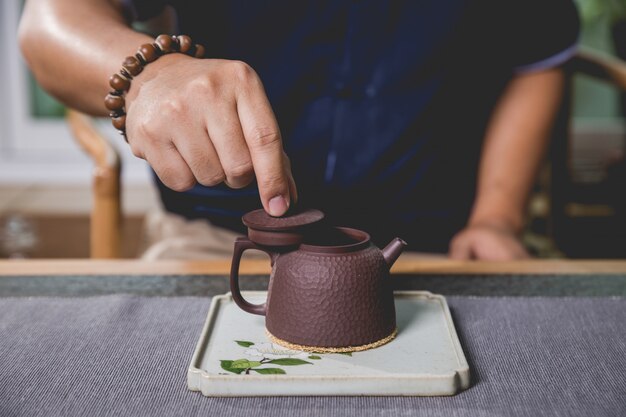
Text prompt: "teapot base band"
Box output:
[[265, 328, 398, 353]]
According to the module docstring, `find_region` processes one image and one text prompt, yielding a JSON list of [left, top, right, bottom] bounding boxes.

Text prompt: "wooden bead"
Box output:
[[138, 43, 158, 63], [122, 56, 143, 76], [111, 114, 126, 131], [155, 34, 174, 53], [120, 68, 133, 81], [177, 35, 192, 53], [104, 93, 125, 111], [170, 36, 180, 52], [194, 44, 205, 58], [135, 52, 146, 66], [109, 73, 130, 92]]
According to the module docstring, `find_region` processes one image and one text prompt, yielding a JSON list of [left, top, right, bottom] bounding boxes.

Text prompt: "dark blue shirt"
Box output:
[[127, 0, 579, 251]]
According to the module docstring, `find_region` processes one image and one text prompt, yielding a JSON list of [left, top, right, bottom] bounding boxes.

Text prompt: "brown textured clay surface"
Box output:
[[265, 244, 396, 348], [242, 208, 324, 231]]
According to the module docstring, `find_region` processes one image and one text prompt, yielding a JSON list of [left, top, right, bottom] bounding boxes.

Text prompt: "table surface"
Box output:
[[3, 259, 626, 297], [2, 295, 625, 417], [1, 260, 625, 416], [4, 259, 626, 275]]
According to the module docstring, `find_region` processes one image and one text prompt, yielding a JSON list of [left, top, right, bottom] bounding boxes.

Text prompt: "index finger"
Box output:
[[236, 70, 293, 217]]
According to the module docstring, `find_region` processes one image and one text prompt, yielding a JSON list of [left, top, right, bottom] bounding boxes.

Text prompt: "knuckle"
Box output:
[[225, 160, 253, 180], [283, 153, 292, 169], [135, 119, 161, 141], [190, 74, 220, 97], [161, 173, 196, 192], [230, 60, 257, 83], [185, 151, 210, 173], [249, 127, 281, 149], [162, 97, 185, 115], [197, 171, 225, 187], [160, 166, 195, 192], [171, 182, 194, 192], [259, 172, 286, 192]]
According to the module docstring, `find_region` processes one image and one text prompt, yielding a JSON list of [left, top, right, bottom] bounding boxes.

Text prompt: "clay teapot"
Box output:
[[229, 208, 406, 352]]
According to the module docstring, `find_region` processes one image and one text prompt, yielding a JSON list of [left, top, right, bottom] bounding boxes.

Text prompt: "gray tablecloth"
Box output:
[[1, 295, 625, 417]]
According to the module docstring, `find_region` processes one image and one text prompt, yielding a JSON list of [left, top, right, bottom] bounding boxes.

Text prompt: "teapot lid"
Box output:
[[242, 208, 324, 246]]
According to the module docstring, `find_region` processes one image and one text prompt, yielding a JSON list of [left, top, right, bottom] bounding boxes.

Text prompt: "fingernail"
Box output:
[[268, 196, 289, 217]]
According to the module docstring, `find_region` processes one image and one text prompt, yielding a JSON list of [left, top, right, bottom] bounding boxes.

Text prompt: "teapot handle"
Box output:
[[229, 237, 273, 316]]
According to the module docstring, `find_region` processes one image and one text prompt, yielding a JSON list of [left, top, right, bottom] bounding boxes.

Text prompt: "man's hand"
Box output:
[[449, 221, 529, 260], [451, 68, 563, 260], [125, 54, 297, 216]]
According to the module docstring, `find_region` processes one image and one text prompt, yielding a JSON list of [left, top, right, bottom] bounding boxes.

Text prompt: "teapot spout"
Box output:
[[382, 238, 407, 267]]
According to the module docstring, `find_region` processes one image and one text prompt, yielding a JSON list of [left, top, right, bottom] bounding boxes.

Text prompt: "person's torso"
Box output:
[[156, 0, 514, 250]]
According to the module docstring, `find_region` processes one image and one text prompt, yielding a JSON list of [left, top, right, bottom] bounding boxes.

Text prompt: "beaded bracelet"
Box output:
[[104, 34, 206, 141]]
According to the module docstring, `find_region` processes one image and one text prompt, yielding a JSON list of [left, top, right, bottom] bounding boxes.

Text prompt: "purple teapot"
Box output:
[[230, 209, 406, 352]]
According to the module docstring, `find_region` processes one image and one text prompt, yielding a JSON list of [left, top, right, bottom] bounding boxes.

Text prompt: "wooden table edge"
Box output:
[[2, 259, 626, 276]]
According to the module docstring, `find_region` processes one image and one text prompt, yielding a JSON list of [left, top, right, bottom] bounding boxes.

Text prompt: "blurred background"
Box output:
[[0, 0, 625, 259]]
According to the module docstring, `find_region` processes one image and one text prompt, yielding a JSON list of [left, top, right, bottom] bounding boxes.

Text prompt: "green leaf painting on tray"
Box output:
[[220, 360, 245, 375], [267, 358, 312, 366], [219, 357, 308, 375], [218, 340, 355, 375], [230, 359, 262, 369], [252, 368, 286, 375]]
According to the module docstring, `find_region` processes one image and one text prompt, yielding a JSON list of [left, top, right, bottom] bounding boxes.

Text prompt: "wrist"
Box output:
[[125, 53, 194, 107], [467, 190, 527, 235], [104, 34, 206, 140], [467, 211, 524, 236]]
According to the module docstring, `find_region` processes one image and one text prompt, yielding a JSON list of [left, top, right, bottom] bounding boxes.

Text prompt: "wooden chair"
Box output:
[[67, 48, 626, 259], [569, 47, 626, 88], [66, 110, 121, 258], [64, 13, 177, 259], [546, 48, 626, 257]]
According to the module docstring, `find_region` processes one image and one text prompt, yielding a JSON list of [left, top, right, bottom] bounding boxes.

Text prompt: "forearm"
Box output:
[[18, 0, 152, 115], [469, 68, 565, 234]]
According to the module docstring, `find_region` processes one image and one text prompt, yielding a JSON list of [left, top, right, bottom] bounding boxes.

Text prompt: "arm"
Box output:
[[449, 68, 565, 260], [19, 0, 296, 216], [18, 0, 151, 115]]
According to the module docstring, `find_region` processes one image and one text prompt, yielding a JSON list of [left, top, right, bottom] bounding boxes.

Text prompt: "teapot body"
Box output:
[[265, 241, 396, 349], [229, 226, 404, 352]]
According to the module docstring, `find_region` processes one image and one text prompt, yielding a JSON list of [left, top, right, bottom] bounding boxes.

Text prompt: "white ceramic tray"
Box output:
[[187, 291, 470, 396]]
